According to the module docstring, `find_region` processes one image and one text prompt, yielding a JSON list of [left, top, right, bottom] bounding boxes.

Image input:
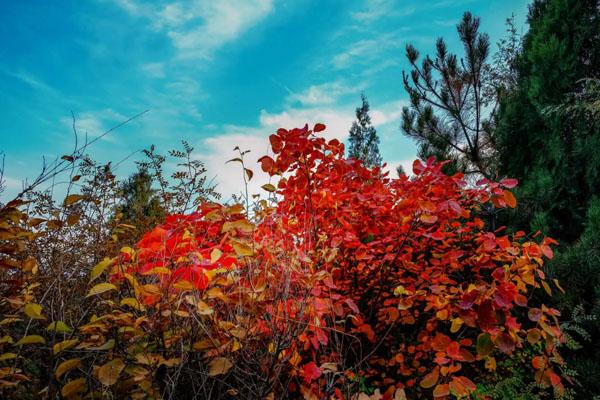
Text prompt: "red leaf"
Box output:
[[500, 178, 519, 188], [302, 362, 321, 383], [494, 332, 515, 354], [257, 156, 275, 173], [540, 244, 554, 260], [433, 383, 449, 398], [412, 159, 425, 175], [477, 300, 497, 331], [269, 134, 284, 153], [419, 366, 439, 389], [313, 123, 326, 132]]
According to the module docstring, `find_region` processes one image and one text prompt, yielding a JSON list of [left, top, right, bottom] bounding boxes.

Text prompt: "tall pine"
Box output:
[[348, 94, 382, 168], [496, 0, 600, 395]]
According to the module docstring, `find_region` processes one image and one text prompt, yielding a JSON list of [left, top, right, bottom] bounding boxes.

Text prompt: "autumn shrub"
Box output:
[[1, 124, 567, 399]]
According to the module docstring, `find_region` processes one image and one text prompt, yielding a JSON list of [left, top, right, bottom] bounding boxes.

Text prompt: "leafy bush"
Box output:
[[1, 125, 566, 399]]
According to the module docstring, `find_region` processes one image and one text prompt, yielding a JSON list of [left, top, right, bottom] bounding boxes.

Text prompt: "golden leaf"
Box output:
[[232, 240, 253, 257], [61, 378, 86, 398], [210, 248, 222, 264], [53, 339, 79, 355], [89, 258, 113, 283], [46, 321, 72, 334], [55, 358, 82, 379], [63, 194, 85, 207], [98, 358, 125, 386], [208, 357, 233, 376], [15, 335, 46, 346], [261, 183, 276, 192], [24, 303, 45, 320], [86, 283, 117, 297]]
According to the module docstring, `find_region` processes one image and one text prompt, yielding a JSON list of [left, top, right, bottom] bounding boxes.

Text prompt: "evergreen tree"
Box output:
[[496, 0, 600, 396], [401, 12, 501, 178], [348, 94, 382, 168], [118, 167, 165, 239]]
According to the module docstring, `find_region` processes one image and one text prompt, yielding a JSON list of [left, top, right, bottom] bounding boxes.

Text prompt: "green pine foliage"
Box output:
[[496, 0, 600, 397], [348, 94, 382, 168]]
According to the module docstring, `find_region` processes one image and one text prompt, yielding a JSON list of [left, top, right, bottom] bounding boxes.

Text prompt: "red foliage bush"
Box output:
[[1, 124, 565, 399]]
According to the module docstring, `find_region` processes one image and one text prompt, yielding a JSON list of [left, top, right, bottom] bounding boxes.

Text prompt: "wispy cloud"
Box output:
[[331, 32, 403, 69], [59, 109, 128, 143], [1, 69, 57, 95], [113, 0, 274, 60], [286, 80, 362, 107], [141, 62, 166, 78], [351, 0, 415, 23]]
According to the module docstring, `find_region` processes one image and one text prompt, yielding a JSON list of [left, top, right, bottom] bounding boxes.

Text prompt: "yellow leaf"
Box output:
[[393, 286, 406, 296], [208, 357, 233, 376], [140, 267, 171, 276], [53, 339, 79, 355], [24, 303, 45, 320], [90, 258, 113, 283], [232, 241, 253, 257], [0, 353, 17, 361], [1, 317, 23, 326], [86, 283, 117, 297], [47, 321, 72, 334], [210, 248, 222, 264], [98, 358, 125, 386], [85, 339, 115, 351], [553, 278, 565, 294], [261, 183, 277, 192], [226, 204, 244, 215], [120, 297, 143, 310], [196, 300, 214, 315], [55, 358, 82, 379], [221, 220, 254, 233], [15, 335, 45, 346], [63, 194, 85, 207], [61, 378, 86, 398], [173, 280, 194, 291], [192, 339, 215, 351], [541, 280, 552, 296], [450, 318, 463, 333]]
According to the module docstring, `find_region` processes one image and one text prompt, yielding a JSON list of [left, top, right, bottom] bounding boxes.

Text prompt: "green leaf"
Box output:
[[476, 333, 494, 356]]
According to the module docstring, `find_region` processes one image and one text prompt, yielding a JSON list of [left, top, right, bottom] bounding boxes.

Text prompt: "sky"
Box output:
[[0, 0, 530, 201]]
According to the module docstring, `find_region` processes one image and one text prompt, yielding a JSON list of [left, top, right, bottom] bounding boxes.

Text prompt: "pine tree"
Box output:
[[118, 167, 165, 239], [348, 94, 382, 168], [401, 12, 499, 178], [496, 0, 600, 395]]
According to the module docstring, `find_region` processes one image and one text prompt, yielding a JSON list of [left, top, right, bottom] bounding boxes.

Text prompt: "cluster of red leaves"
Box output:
[[87, 124, 564, 399], [257, 124, 565, 397]]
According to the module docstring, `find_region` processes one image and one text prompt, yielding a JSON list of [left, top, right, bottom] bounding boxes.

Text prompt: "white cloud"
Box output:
[[196, 105, 355, 200], [286, 80, 361, 107], [114, 0, 274, 60], [370, 99, 408, 127], [382, 158, 414, 177]]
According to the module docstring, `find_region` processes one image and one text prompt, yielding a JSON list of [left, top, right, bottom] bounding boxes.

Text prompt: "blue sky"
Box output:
[[0, 0, 530, 199]]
